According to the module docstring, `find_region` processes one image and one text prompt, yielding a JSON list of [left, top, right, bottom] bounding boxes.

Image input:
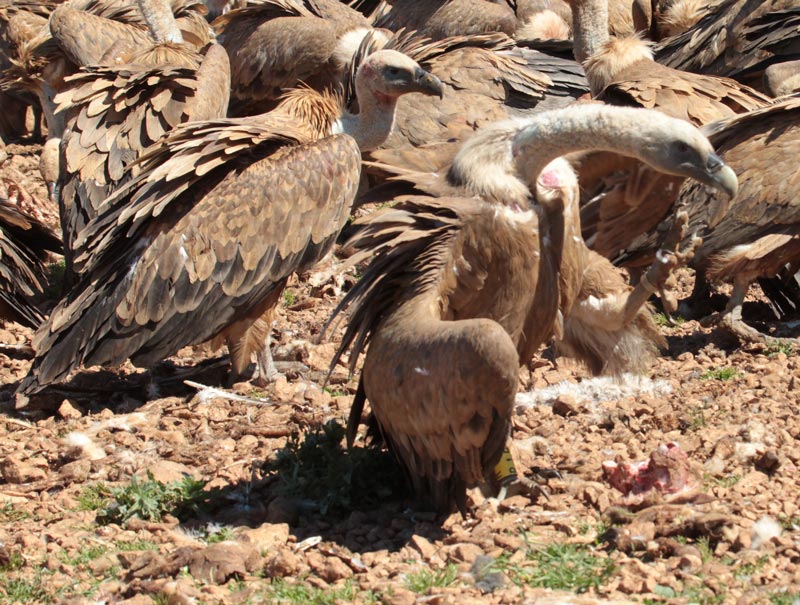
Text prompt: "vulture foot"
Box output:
[[718, 313, 800, 348], [642, 210, 701, 296], [622, 211, 701, 326], [251, 347, 282, 387], [713, 277, 800, 347]]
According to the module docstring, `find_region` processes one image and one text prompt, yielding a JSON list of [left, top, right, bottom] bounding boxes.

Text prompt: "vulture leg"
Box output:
[[224, 287, 286, 387], [678, 267, 713, 320], [718, 277, 800, 347], [253, 328, 280, 387]]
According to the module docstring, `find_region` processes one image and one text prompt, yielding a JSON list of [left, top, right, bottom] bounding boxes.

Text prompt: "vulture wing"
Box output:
[[617, 96, 800, 279], [214, 0, 368, 115], [598, 62, 772, 126], [20, 120, 361, 394], [0, 200, 62, 328], [55, 43, 230, 276], [655, 0, 800, 87]]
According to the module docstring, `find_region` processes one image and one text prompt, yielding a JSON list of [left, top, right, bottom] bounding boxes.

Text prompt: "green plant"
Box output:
[[680, 580, 726, 605], [704, 473, 742, 489], [259, 578, 374, 604], [735, 555, 770, 581], [0, 552, 24, 572], [697, 536, 715, 565], [116, 539, 160, 552], [98, 472, 208, 524], [323, 386, 347, 398], [403, 564, 460, 593], [765, 342, 795, 357], [500, 543, 614, 593], [0, 571, 53, 604], [0, 502, 30, 522], [699, 367, 742, 381], [58, 545, 108, 568], [283, 290, 297, 307], [687, 403, 709, 430], [43, 259, 66, 299], [264, 420, 405, 516], [769, 589, 800, 604], [200, 523, 234, 544], [77, 483, 111, 511], [653, 312, 685, 327]]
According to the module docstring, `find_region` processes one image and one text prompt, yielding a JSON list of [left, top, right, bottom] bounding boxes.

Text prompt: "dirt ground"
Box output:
[[0, 140, 799, 605]]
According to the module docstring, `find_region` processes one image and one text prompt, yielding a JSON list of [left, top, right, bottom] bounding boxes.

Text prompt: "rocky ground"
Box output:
[[0, 140, 799, 605]]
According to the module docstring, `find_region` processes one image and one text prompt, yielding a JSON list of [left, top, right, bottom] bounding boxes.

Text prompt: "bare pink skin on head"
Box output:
[[603, 442, 697, 505]]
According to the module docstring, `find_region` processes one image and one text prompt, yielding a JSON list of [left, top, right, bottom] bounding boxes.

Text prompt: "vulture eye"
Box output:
[[386, 67, 402, 77], [675, 141, 690, 154]]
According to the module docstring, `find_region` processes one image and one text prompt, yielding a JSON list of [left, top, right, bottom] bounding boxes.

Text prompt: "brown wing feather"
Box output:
[[48, 7, 153, 67], [617, 96, 800, 283], [0, 200, 62, 327], [56, 43, 230, 279], [655, 0, 799, 88], [598, 61, 772, 126], [21, 133, 360, 394]]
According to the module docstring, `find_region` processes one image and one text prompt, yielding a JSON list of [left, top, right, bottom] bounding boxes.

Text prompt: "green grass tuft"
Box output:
[[259, 578, 377, 604], [404, 564, 460, 593], [699, 367, 742, 381], [499, 542, 614, 593], [77, 483, 111, 511], [282, 289, 297, 307], [0, 502, 30, 522]]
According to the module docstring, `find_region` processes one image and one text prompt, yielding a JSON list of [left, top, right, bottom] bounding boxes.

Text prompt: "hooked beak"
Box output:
[[412, 66, 444, 98], [693, 152, 738, 198]]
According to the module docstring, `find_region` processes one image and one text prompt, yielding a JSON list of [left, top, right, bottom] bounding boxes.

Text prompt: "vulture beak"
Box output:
[[412, 66, 444, 98], [695, 152, 739, 198]]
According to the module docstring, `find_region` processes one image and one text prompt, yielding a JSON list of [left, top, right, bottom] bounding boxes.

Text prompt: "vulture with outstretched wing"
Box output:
[[329, 104, 738, 513]]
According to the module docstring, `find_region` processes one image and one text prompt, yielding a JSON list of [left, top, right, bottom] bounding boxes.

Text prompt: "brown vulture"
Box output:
[[16, 49, 443, 402], [654, 0, 800, 91], [212, 0, 373, 116], [562, 0, 769, 277], [328, 104, 738, 513], [617, 96, 800, 345]]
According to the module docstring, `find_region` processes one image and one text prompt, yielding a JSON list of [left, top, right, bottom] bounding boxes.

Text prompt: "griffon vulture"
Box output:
[[328, 104, 738, 513], [212, 0, 374, 116], [16, 49, 443, 402], [618, 96, 800, 345], [564, 0, 769, 272], [654, 0, 800, 91]]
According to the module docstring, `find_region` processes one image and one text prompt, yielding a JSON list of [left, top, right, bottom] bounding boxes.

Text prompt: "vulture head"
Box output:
[[356, 49, 444, 102], [344, 49, 444, 152], [510, 105, 739, 199]]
